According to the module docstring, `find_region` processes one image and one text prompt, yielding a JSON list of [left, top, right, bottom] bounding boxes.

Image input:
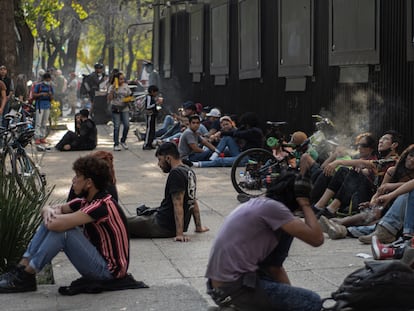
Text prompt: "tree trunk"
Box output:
[[0, 0, 18, 72], [65, 19, 82, 73]]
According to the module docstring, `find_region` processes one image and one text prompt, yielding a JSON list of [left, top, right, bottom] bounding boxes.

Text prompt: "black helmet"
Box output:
[[94, 63, 104, 69]]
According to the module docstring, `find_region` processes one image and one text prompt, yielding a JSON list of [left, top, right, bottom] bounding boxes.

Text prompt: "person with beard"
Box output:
[[205, 173, 324, 311], [128, 142, 209, 241], [0, 155, 130, 293]]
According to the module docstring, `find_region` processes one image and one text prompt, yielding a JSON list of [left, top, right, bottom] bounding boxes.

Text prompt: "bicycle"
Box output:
[[230, 121, 297, 198], [0, 102, 46, 200]]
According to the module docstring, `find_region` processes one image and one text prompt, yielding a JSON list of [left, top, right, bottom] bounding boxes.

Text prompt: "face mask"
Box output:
[[43, 81, 51, 85]]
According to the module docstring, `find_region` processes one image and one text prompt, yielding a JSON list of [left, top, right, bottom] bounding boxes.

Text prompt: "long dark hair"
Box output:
[[391, 144, 414, 182]]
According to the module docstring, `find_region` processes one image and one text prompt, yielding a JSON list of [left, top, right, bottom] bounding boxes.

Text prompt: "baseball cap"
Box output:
[[182, 101, 196, 111], [206, 108, 221, 118], [290, 131, 308, 146], [220, 115, 232, 123]]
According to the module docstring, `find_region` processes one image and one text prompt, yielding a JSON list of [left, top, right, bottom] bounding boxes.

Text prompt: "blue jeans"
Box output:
[[156, 114, 175, 137], [216, 136, 241, 157], [259, 277, 322, 311], [112, 110, 130, 146], [403, 191, 414, 235], [188, 149, 213, 161], [378, 193, 408, 236], [23, 223, 113, 280]]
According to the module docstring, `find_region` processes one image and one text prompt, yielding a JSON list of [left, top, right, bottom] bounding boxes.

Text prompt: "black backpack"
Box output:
[[322, 260, 414, 311]]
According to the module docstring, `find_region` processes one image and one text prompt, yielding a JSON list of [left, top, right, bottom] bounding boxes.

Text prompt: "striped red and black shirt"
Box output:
[[69, 192, 129, 278]]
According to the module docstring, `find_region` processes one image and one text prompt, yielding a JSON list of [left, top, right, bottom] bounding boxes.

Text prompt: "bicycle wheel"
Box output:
[[12, 148, 46, 200], [231, 148, 276, 197], [0, 147, 14, 178]]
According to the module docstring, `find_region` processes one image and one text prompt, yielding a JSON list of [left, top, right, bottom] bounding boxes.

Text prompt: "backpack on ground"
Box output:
[[322, 260, 414, 311]]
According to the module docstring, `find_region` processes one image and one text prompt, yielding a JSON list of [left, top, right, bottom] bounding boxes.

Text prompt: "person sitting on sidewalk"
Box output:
[[55, 109, 97, 151], [319, 144, 414, 240], [0, 155, 130, 293], [205, 173, 324, 311], [128, 142, 209, 241], [192, 112, 264, 167], [178, 114, 219, 162], [366, 179, 414, 262], [313, 130, 400, 219]]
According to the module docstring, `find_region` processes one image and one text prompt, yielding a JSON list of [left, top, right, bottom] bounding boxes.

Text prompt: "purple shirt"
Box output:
[[205, 197, 295, 282]]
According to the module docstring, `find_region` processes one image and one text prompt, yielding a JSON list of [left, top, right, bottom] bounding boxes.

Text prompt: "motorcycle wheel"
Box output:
[[230, 148, 275, 198]]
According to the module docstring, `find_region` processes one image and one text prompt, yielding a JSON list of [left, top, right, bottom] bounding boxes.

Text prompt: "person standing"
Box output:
[[82, 63, 106, 114], [205, 173, 324, 311], [33, 72, 54, 145], [143, 85, 160, 150], [107, 72, 131, 151], [0, 65, 14, 126], [66, 72, 78, 115]]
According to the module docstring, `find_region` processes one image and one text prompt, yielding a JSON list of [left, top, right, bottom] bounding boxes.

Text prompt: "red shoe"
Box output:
[[35, 139, 41, 145], [372, 235, 395, 260], [40, 138, 47, 144]]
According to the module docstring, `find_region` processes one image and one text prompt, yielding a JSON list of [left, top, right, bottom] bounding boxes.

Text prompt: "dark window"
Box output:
[[161, 8, 172, 78], [189, 4, 204, 74], [238, 0, 261, 79], [408, 0, 414, 61], [210, 0, 229, 76], [278, 0, 313, 77], [329, 0, 380, 65]]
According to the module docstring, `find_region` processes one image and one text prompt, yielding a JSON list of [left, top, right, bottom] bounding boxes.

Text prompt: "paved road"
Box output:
[[0, 117, 373, 311]]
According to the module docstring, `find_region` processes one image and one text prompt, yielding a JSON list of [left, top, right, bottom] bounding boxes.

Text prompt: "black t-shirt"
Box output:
[[156, 165, 196, 232]]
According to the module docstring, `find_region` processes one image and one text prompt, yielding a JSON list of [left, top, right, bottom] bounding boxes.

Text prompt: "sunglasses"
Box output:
[[358, 143, 371, 148]]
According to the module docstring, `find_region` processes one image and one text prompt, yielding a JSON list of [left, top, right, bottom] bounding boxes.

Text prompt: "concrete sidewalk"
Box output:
[[0, 117, 373, 311]]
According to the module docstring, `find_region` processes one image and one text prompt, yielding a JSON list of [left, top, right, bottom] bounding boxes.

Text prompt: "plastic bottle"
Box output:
[[239, 171, 245, 182]]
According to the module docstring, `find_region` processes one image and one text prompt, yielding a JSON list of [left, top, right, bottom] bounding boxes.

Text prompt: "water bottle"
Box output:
[[239, 171, 245, 182]]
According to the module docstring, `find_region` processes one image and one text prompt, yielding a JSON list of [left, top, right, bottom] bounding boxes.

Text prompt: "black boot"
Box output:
[[0, 265, 37, 293]]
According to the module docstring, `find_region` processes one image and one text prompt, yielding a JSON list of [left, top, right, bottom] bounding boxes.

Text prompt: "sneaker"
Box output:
[[209, 152, 219, 161], [358, 224, 396, 244], [0, 265, 37, 293], [371, 235, 395, 260], [316, 207, 336, 219], [113, 145, 121, 151], [311, 205, 323, 216], [133, 129, 141, 141], [319, 216, 348, 239], [120, 142, 128, 150], [142, 145, 153, 150]]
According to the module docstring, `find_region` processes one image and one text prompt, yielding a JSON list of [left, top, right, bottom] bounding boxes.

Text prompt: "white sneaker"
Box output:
[[209, 152, 219, 161], [120, 142, 128, 150], [113, 145, 121, 151]]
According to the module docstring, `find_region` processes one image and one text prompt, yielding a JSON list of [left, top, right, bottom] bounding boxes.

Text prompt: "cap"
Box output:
[[206, 108, 221, 118], [182, 101, 196, 111], [0, 65, 6, 70], [94, 63, 104, 69], [290, 131, 308, 146], [79, 109, 89, 118], [219, 115, 232, 123]]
